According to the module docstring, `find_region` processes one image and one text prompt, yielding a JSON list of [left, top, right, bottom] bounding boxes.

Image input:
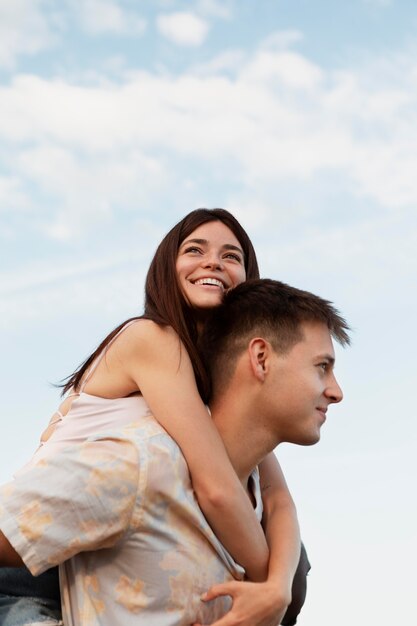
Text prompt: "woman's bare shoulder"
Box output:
[[114, 319, 180, 357], [108, 319, 189, 384]]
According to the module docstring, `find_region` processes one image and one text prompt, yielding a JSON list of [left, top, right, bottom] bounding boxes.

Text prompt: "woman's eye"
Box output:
[[224, 253, 243, 262], [185, 246, 202, 254]]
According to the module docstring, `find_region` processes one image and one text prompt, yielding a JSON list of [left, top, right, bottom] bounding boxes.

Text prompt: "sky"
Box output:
[[0, 0, 416, 623]]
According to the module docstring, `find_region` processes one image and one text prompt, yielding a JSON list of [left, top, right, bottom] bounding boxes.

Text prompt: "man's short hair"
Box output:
[[201, 278, 351, 397]]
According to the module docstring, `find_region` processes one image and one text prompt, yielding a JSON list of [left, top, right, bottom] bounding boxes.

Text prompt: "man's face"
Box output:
[[264, 321, 343, 446]]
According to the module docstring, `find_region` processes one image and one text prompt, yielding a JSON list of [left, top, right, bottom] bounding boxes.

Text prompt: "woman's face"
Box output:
[[176, 220, 246, 313]]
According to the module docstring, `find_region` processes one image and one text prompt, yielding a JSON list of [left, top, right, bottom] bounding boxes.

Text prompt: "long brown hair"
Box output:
[[61, 209, 260, 400]]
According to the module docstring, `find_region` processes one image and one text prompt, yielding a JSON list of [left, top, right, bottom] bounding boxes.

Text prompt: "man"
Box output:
[[0, 279, 349, 625]]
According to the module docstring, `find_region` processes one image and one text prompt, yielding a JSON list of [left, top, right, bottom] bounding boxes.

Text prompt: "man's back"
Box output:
[[1, 408, 262, 625]]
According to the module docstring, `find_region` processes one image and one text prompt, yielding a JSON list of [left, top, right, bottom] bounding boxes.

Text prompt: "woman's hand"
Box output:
[[192, 579, 291, 626]]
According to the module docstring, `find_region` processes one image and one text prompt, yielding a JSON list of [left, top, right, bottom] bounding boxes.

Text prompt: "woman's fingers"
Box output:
[[196, 580, 286, 626], [201, 581, 240, 601]]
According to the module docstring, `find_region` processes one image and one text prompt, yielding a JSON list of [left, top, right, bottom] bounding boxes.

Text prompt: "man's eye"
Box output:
[[319, 362, 328, 371]]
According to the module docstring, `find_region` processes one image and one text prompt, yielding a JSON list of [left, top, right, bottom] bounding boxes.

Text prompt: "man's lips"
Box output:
[[316, 407, 328, 422]]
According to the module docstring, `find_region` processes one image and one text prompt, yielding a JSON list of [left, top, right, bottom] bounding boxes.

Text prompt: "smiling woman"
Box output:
[[176, 220, 246, 317], [0, 209, 305, 626]]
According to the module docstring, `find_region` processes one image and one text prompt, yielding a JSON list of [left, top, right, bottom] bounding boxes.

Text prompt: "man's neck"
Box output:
[[209, 395, 277, 488]]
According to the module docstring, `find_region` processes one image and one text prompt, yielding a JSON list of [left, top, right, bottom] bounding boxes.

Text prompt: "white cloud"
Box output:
[[70, 0, 146, 35], [0, 213, 163, 329], [0, 175, 29, 212], [0, 262, 140, 329], [156, 11, 209, 46], [13, 142, 165, 239], [0, 256, 122, 295], [0, 0, 147, 54], [1, 34, 417, 242], [261, 29, 304, 50], [190, 49, 245, 76], [0, 0, 58, 68], [197, 0, 233, 19], [241, 49, 324, 89]]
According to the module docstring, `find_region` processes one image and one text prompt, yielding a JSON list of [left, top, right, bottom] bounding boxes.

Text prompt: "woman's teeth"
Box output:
[[194, 278, 224, 288]]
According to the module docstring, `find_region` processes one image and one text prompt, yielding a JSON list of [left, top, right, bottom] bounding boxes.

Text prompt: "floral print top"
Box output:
[[0, 402, 262, 626]]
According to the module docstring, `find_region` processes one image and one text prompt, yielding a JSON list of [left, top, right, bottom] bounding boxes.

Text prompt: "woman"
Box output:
[[0, 209, 303, 626]]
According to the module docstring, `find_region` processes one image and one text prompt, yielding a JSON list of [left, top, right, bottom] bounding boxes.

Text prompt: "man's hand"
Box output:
[[0, 530, 24, 567], [193, 580, 290, 626]]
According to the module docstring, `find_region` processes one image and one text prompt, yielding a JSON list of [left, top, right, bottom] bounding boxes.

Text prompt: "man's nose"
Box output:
[[326, 374, 343, 404]]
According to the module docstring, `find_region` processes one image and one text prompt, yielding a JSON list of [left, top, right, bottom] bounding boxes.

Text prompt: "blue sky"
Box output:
[[1, 1, 416, 624]]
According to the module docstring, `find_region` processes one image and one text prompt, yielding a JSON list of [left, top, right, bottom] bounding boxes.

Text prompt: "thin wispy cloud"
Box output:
[[71, 0, 147, 35], [156, 12, 210, 46], [0, 0, 58, 68], [196, 0, 233, 19]]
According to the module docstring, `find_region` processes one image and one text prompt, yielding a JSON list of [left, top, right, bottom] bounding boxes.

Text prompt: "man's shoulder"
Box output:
[[92, 415, 185, 467]]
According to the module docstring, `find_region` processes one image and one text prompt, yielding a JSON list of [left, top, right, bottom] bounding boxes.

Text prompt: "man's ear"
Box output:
[[248, 338, 270, 382]]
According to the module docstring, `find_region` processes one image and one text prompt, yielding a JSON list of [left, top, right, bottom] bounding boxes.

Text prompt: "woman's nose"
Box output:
[[202, 252, 223, 269]]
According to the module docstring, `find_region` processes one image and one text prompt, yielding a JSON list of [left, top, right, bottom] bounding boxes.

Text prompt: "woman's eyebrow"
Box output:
[[181, 238, 207, 247], [222, 243, 244, 255], [180, 238, 244, 256]]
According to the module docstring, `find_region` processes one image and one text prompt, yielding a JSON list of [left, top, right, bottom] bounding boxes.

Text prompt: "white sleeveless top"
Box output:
[[18, 320, 149, 473]]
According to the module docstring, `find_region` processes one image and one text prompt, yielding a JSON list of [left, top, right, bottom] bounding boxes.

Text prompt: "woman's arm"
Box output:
[[117, 320, 269, 582], [259, 452, 301, 607], [194, 453, 301, 626]]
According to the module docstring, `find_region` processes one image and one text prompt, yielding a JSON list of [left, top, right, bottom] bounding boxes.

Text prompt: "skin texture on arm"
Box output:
[[194, 453, 301, 626], [0, 531, 24, 567], [116, 321, 269, 582], [261, 454, 301, 581], [258, 453, 301, 615]]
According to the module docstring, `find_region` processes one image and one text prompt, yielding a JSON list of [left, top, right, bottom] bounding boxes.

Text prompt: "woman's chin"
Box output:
[[191, 294, 224, 311]]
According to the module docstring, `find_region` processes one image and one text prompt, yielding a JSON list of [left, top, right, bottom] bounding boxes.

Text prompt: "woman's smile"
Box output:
[[193, 277, 225, 289], [176, 220, 246, 312]]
